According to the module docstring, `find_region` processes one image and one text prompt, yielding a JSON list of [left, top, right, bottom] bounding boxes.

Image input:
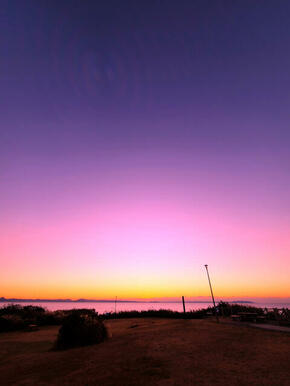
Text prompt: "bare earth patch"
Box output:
[[0, 318, 289, 385]]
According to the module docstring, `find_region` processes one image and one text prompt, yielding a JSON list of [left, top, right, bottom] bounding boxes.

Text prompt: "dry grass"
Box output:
[[0, 318, 289, 385]]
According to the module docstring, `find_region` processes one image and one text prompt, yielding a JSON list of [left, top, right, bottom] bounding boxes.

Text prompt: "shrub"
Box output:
[[217, 301, 265, 316], [0, 305, 101, 332], [0, 304, 49, 329], [55, 312, 107, 350], [61, 308, 98, 317], [0, 304, 46, 318], [266, 308, 290, 326], [0, 314, 26, 332], [36, 312, 63, 326]]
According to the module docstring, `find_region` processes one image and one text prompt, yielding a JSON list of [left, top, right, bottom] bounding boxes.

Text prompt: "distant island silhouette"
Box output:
[[0, 297, 253, 304]]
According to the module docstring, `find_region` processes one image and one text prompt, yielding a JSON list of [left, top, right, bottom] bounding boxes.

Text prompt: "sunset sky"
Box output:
[[1, 1, 290, 300]]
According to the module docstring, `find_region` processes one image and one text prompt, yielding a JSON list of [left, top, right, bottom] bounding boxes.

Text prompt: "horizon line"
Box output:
[[1, 296, 290, 303]]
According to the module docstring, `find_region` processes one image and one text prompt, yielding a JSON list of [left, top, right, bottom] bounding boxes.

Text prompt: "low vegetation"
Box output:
[[0, 302, 289, 333], [0, 305, 49, 332], [217, 301, 265, 316], [217, 301, 290, 325], [0, 305, 210, 333], [100, 308, 209, 319], [55, 312, 107, 349], [0, 305, 97, 332]]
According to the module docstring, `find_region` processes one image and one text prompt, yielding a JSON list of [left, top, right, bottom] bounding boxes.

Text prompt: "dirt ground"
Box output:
[[0, 318, 289, 385]]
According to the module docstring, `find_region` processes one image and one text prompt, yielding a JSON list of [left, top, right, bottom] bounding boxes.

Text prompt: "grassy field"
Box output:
[[0, 318, 289, 385]]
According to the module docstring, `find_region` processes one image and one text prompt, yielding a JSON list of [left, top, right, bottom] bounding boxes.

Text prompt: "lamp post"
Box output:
[[204, 264, 219, 322]]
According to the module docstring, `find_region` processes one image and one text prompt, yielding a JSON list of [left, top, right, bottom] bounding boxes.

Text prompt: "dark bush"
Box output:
[[55, 312, 107, 349], [266, 308, 290, 325], [61, 308, 98, 317], [0, 304, 45, 331], [36, 312, 63, 326], [0, 304, 47, 323], [0, 315, 26, 332], [0, 305, 102, 332], [217, 301, 265, 316], [0, 304, 58, 330], [0, 304, 46, 318]]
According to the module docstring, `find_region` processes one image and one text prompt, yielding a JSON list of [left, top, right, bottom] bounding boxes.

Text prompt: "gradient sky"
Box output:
[[1, 0, 290, 299]]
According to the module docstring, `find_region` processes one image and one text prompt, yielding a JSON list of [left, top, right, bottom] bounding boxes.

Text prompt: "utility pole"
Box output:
[[204, 264, 219, 322], [115, 296, 117, 314]]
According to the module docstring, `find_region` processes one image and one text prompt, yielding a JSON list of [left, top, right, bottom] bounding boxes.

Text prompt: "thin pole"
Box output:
[[204, 264, 219, 322], [182, 296, 186, 313], [115, 296, 117, 314]]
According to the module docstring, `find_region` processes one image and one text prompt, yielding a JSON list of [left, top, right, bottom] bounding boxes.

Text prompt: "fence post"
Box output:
[[182, 296, 186, 313]]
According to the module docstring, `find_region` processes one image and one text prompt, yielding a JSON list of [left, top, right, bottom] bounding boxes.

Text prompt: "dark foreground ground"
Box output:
[[0, 318, 289, 385]]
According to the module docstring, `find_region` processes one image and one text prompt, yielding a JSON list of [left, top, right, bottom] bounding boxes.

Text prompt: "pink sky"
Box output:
[[1, 156, 289, 299]]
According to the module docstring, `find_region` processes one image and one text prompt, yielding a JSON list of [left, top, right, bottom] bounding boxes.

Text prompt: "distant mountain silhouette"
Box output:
[[0, 297, 253, 304], [0, 297, 138, 303]]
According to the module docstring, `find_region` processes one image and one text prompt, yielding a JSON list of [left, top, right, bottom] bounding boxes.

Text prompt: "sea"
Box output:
[[1, 301, 289, 313]]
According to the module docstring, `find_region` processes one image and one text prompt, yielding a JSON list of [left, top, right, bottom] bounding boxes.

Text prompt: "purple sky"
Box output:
[[1, 1, 290, 299]]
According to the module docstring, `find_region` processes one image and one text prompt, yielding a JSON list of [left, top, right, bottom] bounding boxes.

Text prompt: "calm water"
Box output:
[[1, 301, 289, 313]]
